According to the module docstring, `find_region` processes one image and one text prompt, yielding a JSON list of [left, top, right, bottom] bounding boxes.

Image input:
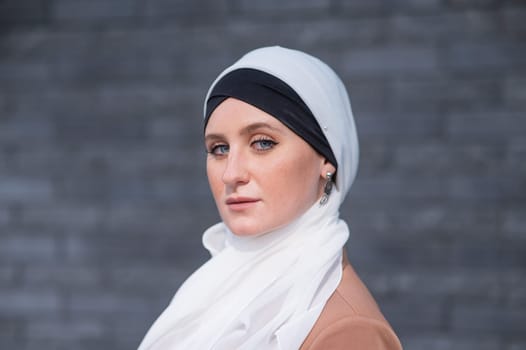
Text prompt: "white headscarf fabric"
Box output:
[[138, 46, 359, 350]]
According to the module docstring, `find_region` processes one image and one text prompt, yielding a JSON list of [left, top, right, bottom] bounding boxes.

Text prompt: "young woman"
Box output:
[[139, 46, 402, 350]]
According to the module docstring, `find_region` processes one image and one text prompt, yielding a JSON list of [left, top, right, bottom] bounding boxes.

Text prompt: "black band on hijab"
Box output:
[[204, 68, 338, 170]]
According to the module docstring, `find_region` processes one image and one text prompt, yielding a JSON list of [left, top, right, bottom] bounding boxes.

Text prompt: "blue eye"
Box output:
[[210, 144, 229, 155], [253, 139, 277, 151]]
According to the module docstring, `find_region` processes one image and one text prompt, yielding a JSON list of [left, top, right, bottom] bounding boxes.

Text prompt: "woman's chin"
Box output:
[[225, 220, 271, 237], [228, 225, 264, 237]]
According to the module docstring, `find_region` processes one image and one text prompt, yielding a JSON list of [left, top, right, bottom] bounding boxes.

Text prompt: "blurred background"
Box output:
[[1, 0, 525, 349]]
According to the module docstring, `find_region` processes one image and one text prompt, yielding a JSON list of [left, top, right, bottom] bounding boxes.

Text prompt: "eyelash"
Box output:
[[207, 144, 229, 156], [207, 137, 278, 156], [251, 137, 277, 151]]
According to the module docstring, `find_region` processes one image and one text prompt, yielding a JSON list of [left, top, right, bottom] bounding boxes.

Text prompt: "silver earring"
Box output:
[[319, 172, 333, 205]]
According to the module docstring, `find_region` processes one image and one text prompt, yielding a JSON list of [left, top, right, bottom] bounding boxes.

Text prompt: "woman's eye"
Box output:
[[252, 139, 277, 151], [209, 144, 229, 155]]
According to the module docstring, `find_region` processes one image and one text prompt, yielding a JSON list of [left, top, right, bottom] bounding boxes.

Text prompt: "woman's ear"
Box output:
[[320, 159, 336, 178]]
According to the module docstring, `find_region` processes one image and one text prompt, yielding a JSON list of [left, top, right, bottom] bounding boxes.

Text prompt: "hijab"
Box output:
[[203, 68, 338, 171], [138, 46, 359, 350]]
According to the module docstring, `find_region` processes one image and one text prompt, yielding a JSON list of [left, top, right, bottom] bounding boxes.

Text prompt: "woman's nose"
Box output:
[[221, 151, 249, 186]]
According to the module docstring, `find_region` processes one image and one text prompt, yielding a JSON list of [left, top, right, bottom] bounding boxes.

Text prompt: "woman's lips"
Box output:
[[225, 197, 260, 211]]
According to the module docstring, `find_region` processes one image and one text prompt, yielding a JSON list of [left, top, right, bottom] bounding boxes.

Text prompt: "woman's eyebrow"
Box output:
[[205, 122, 284, 142], [241, 122, 284, 135], [204, 133, 224, 143]]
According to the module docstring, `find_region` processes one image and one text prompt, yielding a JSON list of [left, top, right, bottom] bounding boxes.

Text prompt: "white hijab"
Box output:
[[138, 46, 359, 350]]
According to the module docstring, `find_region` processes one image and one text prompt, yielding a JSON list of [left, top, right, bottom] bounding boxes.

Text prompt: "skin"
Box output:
[[205, 98, 335, 236]]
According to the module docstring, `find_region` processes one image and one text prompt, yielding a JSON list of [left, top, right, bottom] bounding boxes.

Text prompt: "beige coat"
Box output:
[[300, 254, 402, 350]]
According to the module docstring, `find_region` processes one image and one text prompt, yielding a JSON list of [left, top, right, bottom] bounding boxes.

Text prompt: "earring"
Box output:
[[319, 172, 333, 205]]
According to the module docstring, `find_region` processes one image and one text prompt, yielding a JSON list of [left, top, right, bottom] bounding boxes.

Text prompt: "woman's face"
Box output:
[[205, 98, 333, 236]]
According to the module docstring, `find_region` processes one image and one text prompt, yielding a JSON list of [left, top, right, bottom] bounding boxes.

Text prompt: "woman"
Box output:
[[139, 46, 402, 350]]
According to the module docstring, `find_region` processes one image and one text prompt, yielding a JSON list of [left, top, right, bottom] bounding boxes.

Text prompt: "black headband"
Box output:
[[204, 68, 338, 170]]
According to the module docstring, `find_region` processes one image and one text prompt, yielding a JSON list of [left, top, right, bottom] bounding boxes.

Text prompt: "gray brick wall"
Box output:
[[1, 1, 525, 349]]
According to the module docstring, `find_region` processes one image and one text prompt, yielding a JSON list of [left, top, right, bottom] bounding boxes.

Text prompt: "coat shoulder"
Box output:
[[300, 259, 402, 350]]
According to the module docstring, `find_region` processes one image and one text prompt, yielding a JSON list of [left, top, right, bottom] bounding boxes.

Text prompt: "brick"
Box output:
[[506, 138, 526, 175], [401, 334, 502, 350], [102, 203, 217, 236], [110, 316, 156, 347], [353, 140, 392, 175], [349, 202, 500, 238], [0, 316, 21, 340], [360, 237, 520, 271], [0, 235, 57, 262], [0, 339, 25, 350], [234, 0, 331, 14], [6, 147, 62, 176], [54, 114, 148, 145], [395, 0, 443, 11], [0, 177, 53, 203], [364, 269, 502, 299], [22, 264, 101, 289], [117, 147, 204, 175], [340, 46, 439, 76], [348, 236, 448, 269], [51, 0, 137, 21], [106, 263, 188, 294], [67, 292, 156, 319], [447, 174, 524, 200], [145, 0, 229, 18], [441, 41, 526, 72], [64, 234, 207, 266], [445, 0, 500, 9], [391, 142, 505, 176], [0, 117, 54, 144], [452, 303, 526, 334], [227, 19, 387, 61], [10, 85, 164, 122], [50, 53, 149, 85], [352, 173, 446, 200], [24, 338, 115, 350], [390, 77, 501, 113], [446, 112, 526, 139], [150, 117, 204, 147], [0, 206, 8, 226], [54, 174, 150, 203], [96, 86, 166, 117], [1, 31, 93, 62], [388, 11, 501, 44], [148, 47, 232, 85], [502, 207, 526, 239], [389, 78, 446, 112], [339, 0, 442, 15], [449, 240, 526, 269], [503, 269, 526, 307], [0, 265, 16, 285], [0, 61, 52, 90], [17, 204, 104, 232], [337, 0, 391, 15], [150, 177, 212, 204], [343, 78, 390, 114], [0, 152, 9, 173], [509, 341, 526, 350], [380, 296, 443, 331], [357, 113, 442, 140], [0, 0, 47, 24], [26, 318, 105, 340], [504, 77, 526, 107], [300, 18, 388, 47], [0, 93, 9, 113], [0, 289, 60, 316], [502, 7, 526, 37]]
